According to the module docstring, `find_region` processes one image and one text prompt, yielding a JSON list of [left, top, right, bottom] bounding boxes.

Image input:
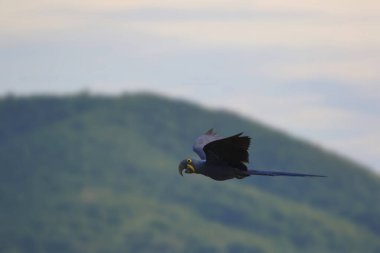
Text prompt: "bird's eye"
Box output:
[[187, 159, 192, 163]]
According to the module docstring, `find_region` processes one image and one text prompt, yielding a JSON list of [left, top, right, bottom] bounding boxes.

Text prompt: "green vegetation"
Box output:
[[0, 93, 379, 253]]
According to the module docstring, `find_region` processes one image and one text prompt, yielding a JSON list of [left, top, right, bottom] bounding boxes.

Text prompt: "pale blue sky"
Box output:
[[1, 0, 379, 173]]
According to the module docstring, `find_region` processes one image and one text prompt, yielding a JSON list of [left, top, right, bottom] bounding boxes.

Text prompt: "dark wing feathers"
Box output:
[[203, 133, 251, 166]]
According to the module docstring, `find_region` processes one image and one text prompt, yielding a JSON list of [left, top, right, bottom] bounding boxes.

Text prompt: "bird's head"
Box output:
[[178, 158, 196, 176]]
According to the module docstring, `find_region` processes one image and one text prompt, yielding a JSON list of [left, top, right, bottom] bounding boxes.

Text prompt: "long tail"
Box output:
[[248, 169, 326, 177]]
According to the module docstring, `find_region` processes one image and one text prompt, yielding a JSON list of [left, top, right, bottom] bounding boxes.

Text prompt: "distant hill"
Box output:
[[0, 93, 379, 253]]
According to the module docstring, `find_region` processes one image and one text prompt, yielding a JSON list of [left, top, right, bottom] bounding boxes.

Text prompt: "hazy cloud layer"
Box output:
[[1, 0, 379, 172]]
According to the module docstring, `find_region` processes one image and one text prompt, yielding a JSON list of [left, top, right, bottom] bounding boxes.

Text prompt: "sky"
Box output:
[[1, 0, 379, 173]]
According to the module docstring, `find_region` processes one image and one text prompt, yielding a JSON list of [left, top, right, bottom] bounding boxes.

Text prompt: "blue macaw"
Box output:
[[178, 129, 325, 181]]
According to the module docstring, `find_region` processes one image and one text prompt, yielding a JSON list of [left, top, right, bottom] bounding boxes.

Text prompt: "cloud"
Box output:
[[257, 59, 380, 96], [127, 18, 380, 49], [4, 0, 380, 13], [1, 0, 380, 172], [2, 0, 380, 37]]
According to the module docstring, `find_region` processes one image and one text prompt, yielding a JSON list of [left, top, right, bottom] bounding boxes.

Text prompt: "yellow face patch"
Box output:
[[186, 159, 196, 173], [186, 163, 196, 173]]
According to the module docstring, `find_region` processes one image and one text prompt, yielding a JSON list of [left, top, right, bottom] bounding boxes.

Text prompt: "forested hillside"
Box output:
[[0, 94, 379, 253]]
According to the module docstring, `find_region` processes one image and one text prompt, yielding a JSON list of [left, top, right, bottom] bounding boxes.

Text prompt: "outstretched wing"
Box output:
[[203, 133, 251, 168], [192, 129, 221, 159]]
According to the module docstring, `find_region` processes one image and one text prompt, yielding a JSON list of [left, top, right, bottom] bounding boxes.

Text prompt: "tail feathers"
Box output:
[[248, 169, 326, 177]]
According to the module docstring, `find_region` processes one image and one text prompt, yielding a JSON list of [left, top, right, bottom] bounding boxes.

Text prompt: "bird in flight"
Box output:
[[178, 129, 325, 181]]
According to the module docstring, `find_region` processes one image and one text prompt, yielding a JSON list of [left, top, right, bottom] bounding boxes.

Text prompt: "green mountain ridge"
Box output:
[[0, 93, 379, 253]]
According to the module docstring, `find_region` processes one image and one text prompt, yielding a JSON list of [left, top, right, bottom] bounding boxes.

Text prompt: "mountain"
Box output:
[[0, 93, 379, 253]]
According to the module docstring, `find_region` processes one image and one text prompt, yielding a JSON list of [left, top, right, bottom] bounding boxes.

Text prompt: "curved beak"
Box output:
[[178, 161, 187, 176], [178, 160, 195, 176]]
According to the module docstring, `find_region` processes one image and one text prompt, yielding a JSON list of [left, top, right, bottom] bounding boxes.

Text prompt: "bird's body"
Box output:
[[178, 129, 325, 180], [182, 159, 247, 181]]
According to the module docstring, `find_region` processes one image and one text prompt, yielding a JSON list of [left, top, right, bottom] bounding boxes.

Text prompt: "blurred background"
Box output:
[[1, 1, 380, 252], [1, 0, 379, 173]]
